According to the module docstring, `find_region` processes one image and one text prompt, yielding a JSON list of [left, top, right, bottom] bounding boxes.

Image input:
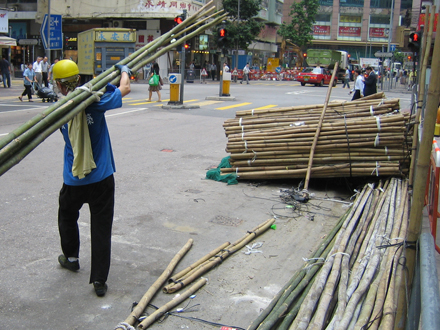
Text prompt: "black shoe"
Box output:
[[58, 255, 80, 271], [93, 281, 108, 297]]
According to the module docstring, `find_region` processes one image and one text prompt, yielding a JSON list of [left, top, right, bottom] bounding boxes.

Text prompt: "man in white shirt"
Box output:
[[349, 69, 364, 100], [241, 63, 250, 84], [33, 56, 43, 86], [41, 56, 50, 87]]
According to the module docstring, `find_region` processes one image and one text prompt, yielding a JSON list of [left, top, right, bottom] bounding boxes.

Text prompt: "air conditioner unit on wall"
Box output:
[[113, 20, 124, 28]]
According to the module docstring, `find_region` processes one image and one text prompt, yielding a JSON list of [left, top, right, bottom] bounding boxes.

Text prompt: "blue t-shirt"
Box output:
[[23, 68, 35, 86], [61, 84, 122, 186]]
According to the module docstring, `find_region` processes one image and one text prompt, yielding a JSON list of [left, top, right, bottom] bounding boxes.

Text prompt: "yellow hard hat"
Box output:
[[52, 59, 79, 81]]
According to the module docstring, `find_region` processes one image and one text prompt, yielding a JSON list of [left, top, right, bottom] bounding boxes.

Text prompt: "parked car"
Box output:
[[295, 67, 337, 87]]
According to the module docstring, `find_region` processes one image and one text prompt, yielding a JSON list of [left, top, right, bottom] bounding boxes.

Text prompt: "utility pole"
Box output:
[[179, 9, 187, 104]]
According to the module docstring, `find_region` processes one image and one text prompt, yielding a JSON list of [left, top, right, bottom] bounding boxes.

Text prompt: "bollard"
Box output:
[[168, 73, 181, 104], [222, 72, 231, 96]]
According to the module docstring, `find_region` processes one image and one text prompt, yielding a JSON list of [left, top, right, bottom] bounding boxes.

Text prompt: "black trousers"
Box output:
[[351, 90, 361, 101], [42, 72, 48, 87], [58, 174, 115, 284], [22, 85, 32, 100]]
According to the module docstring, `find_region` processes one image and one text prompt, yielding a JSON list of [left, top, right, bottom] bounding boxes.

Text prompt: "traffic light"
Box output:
[[409, 32, 420, 52], [218, 27, 227, 48], [408, 55, 412, 60], [303, 53, 307, 58], [174, 15, 184, 25]]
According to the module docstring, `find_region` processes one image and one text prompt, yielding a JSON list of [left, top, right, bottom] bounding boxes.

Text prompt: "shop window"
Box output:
[[370, 0, 392, 9], [319, 0, 333, 6], [340, 0, 364, 7]]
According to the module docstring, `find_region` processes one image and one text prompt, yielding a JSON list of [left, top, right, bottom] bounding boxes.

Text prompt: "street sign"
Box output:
[[40, 14, 62, 50], [390, 44, 396, 52], [168, 74, 181, 84], [375, 51, 393, 57]]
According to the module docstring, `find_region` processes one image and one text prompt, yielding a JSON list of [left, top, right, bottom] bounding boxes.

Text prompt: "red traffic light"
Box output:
[[174, 16, 183, 24], [184, 43, 189, 49], [348, 54, 351, 58], [408, 55, 412, 60], [219, 28, 226, 38], [303, 53, 307, 57]]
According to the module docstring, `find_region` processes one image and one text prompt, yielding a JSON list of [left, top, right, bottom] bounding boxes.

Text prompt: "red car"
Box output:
[[296, 67, 337, 87]]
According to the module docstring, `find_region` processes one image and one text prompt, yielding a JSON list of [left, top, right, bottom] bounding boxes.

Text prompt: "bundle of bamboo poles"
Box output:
[[163, 218, 275, 293], [248, 178, 409, 330], [0, 1, 226, 177], [220, 94, 412, 180]]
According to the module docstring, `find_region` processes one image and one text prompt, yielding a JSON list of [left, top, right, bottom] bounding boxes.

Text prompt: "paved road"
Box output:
[[0, 78, 414, 330]]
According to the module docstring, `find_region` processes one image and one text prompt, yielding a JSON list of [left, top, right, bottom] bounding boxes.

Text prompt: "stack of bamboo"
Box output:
[[0, 1, 226, 177], [249, 178, 408, 330], [221, 94, 412, 180]]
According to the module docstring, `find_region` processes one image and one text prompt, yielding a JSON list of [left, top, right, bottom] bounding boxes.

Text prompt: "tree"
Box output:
[[393, 50, 405, 64], [278, 0, 319, 47], [217, 0, 264, 50]]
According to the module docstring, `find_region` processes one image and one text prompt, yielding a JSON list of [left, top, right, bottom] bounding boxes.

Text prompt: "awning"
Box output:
[[0, 36, 17, 47]]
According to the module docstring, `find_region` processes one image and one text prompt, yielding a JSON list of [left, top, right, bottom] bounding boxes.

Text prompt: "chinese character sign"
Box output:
[[0, 11, 9, 34]]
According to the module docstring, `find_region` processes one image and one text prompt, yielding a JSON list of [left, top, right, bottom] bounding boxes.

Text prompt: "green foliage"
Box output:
[[216, 0, 264, 50], [393, 50, 404, 64], [278, 0, 319, 47]]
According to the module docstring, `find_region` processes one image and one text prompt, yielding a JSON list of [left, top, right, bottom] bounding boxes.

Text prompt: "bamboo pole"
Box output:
[[0, 6, 227, 176], [404, 11, 440, 330], [121, 238, 193, 326], [408, 6, 433, 186], [137, 277, 208, 329], [163, 219, 275, 293]]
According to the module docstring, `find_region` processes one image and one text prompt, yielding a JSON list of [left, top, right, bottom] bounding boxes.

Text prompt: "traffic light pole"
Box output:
[[179, 10, 187, 104], [219, 53, 224, 97]]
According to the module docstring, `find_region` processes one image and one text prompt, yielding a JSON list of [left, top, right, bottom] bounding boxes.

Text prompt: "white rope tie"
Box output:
[[114, 322, 136, 330], [326, 252, 350, 262], [370, 105, 374, 116], [303, 257, 325, 262], [374, 133, 380, 147], [252, 109, 255, 116], [241, 132, 245, 141], [375, 116, 381, 131], [378, 99, 384, 106], [76, 83, 103, 102], [236, 167, 239, 174], [241, 125, 244, 133], [239, 117, 242, 126], [243, 140, 248, 153], [384, 146, 388, 155], [371, 161, 380, 176]]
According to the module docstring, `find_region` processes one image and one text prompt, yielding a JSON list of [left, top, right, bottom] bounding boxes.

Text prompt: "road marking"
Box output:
[[152, 99, 171, 106], [251, 105, 278, 110], [216, 102, 252, 110], [189, 100, 223, 106], [106, 108, 148, 117]]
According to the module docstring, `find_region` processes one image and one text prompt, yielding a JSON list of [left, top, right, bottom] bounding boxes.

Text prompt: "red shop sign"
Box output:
[[369, 28, 389, 38], [418, 13, 438, 32], [339, 26, 361, 37], [313, 25, 331, 36]]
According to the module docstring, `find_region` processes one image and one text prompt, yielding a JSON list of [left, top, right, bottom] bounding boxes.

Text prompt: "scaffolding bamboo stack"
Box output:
[[248, 178, 409, 330], [220, 94, 412, 180]]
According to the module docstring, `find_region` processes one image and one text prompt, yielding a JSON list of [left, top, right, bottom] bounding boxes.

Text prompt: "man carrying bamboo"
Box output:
[[53, 59, 131, 297]]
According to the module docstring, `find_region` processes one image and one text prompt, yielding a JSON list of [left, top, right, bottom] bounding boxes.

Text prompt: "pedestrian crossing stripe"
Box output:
[[189, 100, 223, 106], [215, 102, 252, 110], [249, 105, 278, 110]]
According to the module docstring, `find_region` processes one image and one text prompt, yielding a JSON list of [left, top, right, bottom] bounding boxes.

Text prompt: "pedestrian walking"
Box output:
[[232, 67, 238, 83], [211, 62, 217, 81], [148, 62, 163, 102], [201, 67, 208, 84], [363, 66, 377, 97], [41, 56, 50, 87], [223, 62, 229, 73], [241, 63, 250, 84], [33, 56, 43, 86], [349, 69, 364, 100], [342, 67, 350, 89], [53, 59, 131, 297], [19, 63, 37, 102], [0, 56, 11, 88]]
